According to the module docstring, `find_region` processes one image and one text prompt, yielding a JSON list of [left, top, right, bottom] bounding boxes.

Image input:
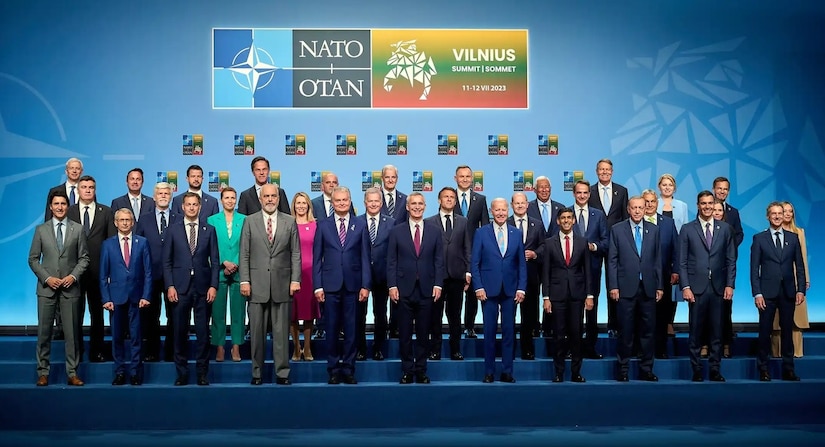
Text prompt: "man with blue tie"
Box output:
[[170, 165, 219, 220], [509, 192, 546, 360], [44, 157, 83, 221], [313, 186, 371, 385], [679, 190, 736, 382], [111, 168, 155, 223], [571, 180, 609, 359], [380, 164, 408, 224], [100, 208, 153, 385], [454, 165, 489, 339], [162, 192, 220, 386], [527, 176, 565, 236], [388, 192, 444, 383], [472, 198, 527, 384], [608, 196, 662, 382], [751, 202, 806, 382]]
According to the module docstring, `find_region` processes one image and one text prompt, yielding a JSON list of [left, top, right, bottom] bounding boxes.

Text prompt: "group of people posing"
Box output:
[[29, 156, 809, 386]]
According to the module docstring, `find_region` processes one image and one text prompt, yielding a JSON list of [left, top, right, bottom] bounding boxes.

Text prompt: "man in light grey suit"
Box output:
[[28, 190, 90, 386], [240, 183, 301, 385]]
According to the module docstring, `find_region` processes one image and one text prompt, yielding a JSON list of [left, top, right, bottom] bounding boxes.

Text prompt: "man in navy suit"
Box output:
[[44, 157, 83, 221], [588, 159, 629, 337], [380, 164, 408, 224], [527, 176, 565, 236], [356, 187, 395, 361], [388, 192, 444, 384], [111, 168, 155, 223], [608, 196, 663, 382], [751, 202, 806, 381], [237, 156, 290, 215], [135, 182, 179, 362], [472, 198, 527, 384], [679, 190, 736, 382], [313, 186, 371, 385], [162, 192, 220, 386], [712, 177, 744, 251], [542, 207, 594, 383], [454, 165, 489, 338], [571, 180, 609, 359], [642, 190, 680, 359], [100, 208, 153, 385], [171, 165, 219, 220], [425, 187, 471, 361], [509, 192, 546, 360]]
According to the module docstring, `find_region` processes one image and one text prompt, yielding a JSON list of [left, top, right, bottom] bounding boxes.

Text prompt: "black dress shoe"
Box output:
[[174, 377, 188, 386], [313, 329, 326, 340], [130, 376, 142, 386], [415, 374, 431, 384], [521, 352, 535, 360], [552, 375, 563, 383], [53, 332, 65, 341], [616, 373, 629, 382], [639, 372, 659, 382], [584, 351, 604, 359], [429, 352, 441, 361], [400, 373, 414, 384], [450, 352, 464, 361], [759, 371, 771, 382], [251, 377, 263, 385], [276, 377, 292, 385], [500, 373, 516, 383], [372, 351, 385, 361], [356, 352, 367, 361], [342, 375, 358, 385], [571, 374, 586, 383], [692, 371, 704, 382], [709, 372, 726, 382], [655, 353, 669, 359], [482, 374, 494, 383], [143, 355, 159, 363], [465, 329, 478, 339], [197, 376, 210, 386], [389, 329, 400, 339], [112, 374, 127, 386], [328, 375, 340, 385], [90, 352, 107, 363], [781, 371, 801, 382]]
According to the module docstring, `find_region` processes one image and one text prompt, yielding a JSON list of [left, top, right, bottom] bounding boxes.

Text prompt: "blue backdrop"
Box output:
[[1, 0, 822, 325]]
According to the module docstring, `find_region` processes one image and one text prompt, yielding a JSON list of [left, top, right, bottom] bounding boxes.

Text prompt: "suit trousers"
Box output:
[[616, 282, 655, 374], [371, 281, 389, 354], [173, 290, 212, 379], [249, 299, 291, 380], [211, 279, 246, 346], [757, 294, 795, 373], [36, 293, 82, 378], [688, 290, 723, 373], [482, 293, 516, 375], [398, 281, 433, 374], [464, 289, 479, 331], [721, 298, 734, 345], [519, 274, 541, 356], [582, 264, 603, 353], [654, 284, 675, 356], [80, 273, 106, 358], [551, 298, 584, 376], [141, 279, 166, 359], [324, 290, 358, 377], [111, 301, 143, 378], [430, 278, 464, 356]]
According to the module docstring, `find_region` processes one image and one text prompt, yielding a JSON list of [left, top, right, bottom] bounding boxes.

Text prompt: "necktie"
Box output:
[[603, 187, 611, 212], [564, 235, 571, 266], [413, 223, 421, 255], [188, 222, 197, 255], [266, 216, 273, 243], [519, 218, 526, 244], [387, 193, 395, 217], [69, 185, 76, 206], [56, 222, 64, 252], [369, 217, 376, 244], [338, 217, 346, 246], [160, 211, 167, 235], [445, 214, 453, 238], [132, 197, 139, 219], [461, 193, 468, 216], [328, 201, 333, 217], [123, 236, 130, 267], [541, 203, 549, 231], [774, 231, 782, 251], [83, 206, 90, 236], [497, 226, 506, 256], [578, 208, 586, 235], [705, 222, 713, 249], [634, 225, 642, 255]]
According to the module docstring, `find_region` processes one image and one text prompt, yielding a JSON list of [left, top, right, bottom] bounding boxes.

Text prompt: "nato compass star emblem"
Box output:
[[228, 42, 278, 93]]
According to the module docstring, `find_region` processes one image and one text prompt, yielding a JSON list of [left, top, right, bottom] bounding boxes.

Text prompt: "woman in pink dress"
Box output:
[[290, 192, 319, 361]]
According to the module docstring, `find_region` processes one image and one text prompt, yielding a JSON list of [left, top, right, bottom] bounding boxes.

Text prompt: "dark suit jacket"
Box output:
[[542, 233, 593, 301], [470, 224, 527, 297], [425, 213, 471, 281], [381, 190, 408, 224], [311, 195, 356, 221], [572, 205, 609, 274], [527, 199, 565, 234], [237, 185, 290, 215], [135, 209, 181, 281], [386, 219, 445, 296], [750, 229, 806, 299], [67, 202, 116, 278], [678, 219, 737, 295], [99, 234, 153, 305], [312, 214, 371, 293], [161, 219, 220, 296], [607, 220, 663, 298], [454, 190, 489, 237], [589, 182, 629, 228], [508, 215, 546, 281], [653, 214, 679, 278], [171, 191, 219, 220], [724, 203, 745, 250], [110, 194, 156, 222], [358, 214, 395, 284]]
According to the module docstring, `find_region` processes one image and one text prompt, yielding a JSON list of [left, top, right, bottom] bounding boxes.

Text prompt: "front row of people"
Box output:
[[30, 187, 806, 386]]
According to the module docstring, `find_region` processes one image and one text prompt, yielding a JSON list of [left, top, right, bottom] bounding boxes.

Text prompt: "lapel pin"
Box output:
[[350, 224, 355, 231]]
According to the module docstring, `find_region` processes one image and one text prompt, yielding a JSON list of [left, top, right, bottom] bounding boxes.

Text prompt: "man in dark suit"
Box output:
[[509, 192, 546, 360], [313, 186, 371, 385], [380, 164, 408, 223], [679, 190, 736, 382], [642, 189, 680, 359], [356, 187, 395, 361], [527, 176, 565, 235], [162, 192, 220, 386], [29, 190, 90, 386], [110, 168, 155, 223], [472, 198, 527, 384], [588, 158, 630, 337], [425, 187, 471, 361], [45, 157, 83, 221], [542, 207, 593, 383], [237, 156, 290, 215], [454, 165, 489, 339], [751, 202, 806, 381], [608, 196, 663, 382], [571, 180, 609, 359], [170, 165, 219, 220], [712, 177, 744, 250], [100, 208, 153, 385], [388, 192, 444, 384], [68, 175, 116, 362], [135, 182, 180, 362]]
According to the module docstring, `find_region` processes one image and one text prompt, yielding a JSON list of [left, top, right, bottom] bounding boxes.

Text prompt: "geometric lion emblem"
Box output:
[[383, 40, 437, 100]]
